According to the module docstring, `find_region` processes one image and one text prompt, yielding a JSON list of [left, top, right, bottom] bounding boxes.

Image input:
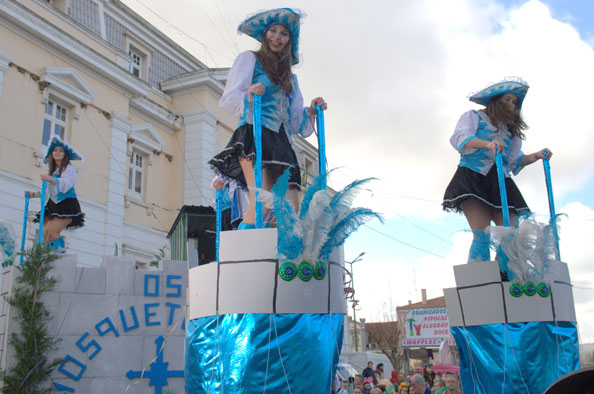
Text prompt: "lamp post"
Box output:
[[346, 252, 365, 352]]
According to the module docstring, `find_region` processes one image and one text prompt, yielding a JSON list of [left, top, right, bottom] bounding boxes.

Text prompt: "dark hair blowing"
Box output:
[[255, 26, 294, 94], [48, 148, 71, 176], [484, 94, 528, 140]]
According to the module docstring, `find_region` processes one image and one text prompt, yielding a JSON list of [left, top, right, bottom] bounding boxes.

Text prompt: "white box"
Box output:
[[329, 262, 347, 314], [458, 283, 506, 326], [219, 228, 277, 262], [218, 261, 276, 314], [276, 265, 329, 314], [187, 263, 218, 320], [551, 282, 576, 322], [454, 261, 500, 288], [503, 283, 554, 323], [443, 287, 464, 327]]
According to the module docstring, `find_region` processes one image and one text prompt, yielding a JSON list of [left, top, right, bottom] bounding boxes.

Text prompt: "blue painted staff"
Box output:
[[20, 192, 30, 265], [542, 151, 560, 260], [253, 94, 263, 228], [215, 189, 222, 262], [495, 149, 510, 227], [38, 180, 47, 245], [315, 104, 327, 190]]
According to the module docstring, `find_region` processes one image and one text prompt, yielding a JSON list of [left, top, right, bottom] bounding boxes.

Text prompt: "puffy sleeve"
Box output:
[[450, 110, 480, 154], [218, 51, 257, 117], [289, 74, 315, 138], [55, 164, 76, 193], [508, 136, 525, 175]]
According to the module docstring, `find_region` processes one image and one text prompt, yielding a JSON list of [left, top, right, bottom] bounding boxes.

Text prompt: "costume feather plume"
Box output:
[[272, 169, 302, 260], [299, 169, 333, 220], [319, 208, 384, 261]]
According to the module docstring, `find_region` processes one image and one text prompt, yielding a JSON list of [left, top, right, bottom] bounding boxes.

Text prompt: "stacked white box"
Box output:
[[187, 228, 346, 320], [444, 260, 576, 327]]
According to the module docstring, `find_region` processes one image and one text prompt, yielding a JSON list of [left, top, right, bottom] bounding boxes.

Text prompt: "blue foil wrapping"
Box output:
[[452, 321, 579, 394], [185, 313, 344, 393]]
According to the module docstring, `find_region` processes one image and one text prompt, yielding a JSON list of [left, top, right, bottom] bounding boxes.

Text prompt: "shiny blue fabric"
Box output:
[[185, 313, 343, 393], [452, 321, 579, 394]]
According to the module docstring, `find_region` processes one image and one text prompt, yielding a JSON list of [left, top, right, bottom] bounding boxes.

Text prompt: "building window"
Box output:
[[128, 151, 144, 195], [42, 100, 67, 145], [129, 48, 143, 78]]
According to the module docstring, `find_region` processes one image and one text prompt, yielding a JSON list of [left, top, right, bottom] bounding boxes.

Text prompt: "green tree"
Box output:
[[2, 244, 61, 393]]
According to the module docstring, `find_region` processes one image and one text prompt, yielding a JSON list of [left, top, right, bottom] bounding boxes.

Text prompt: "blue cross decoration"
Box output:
[[126, 336, 184, 394]]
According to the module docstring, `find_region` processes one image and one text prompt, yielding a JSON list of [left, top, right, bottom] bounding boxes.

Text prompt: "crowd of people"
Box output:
[[333, 362, 461, 394]]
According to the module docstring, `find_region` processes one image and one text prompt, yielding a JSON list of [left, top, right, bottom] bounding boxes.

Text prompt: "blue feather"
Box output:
[[273, 169, 303, 260], [299, 169, 334, 219], [319, 208, 383, 261], [329, 178, 376, 212]]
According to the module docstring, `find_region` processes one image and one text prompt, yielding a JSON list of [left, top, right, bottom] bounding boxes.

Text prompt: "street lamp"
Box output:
[[346, 252, 365, 352]]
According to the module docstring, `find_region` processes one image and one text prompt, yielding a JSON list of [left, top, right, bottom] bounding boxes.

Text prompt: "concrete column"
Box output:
[[104, 112, 131, 256], [182, 109, 217, 206], [0, 52, 13, 97]]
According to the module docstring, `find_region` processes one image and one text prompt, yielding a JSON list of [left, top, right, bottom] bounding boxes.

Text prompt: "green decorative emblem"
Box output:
[[523, 281, 537, 296], [509, 283, 523, 297], [279, 262, 297, 281], [297, 261, 314, 282], [313, 261, 327, 280], [536, 282, 550, 298]]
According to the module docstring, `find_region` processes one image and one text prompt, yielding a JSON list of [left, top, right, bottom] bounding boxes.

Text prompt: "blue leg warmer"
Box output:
[[468, 230, 490, 263]]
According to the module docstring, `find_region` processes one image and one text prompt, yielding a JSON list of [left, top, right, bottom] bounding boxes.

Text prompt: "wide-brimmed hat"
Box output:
[[44, 135, 84, 163], [469, 77, 530, 109], [238, 8, 303, 65]]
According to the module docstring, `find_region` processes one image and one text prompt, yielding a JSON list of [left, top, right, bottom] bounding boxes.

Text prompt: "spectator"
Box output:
[[363, 382, 372, 394], [422, 362, 436, 388], [410, 374, 431, 394], [432, 378, 446, 392], [445, 374, 458, 389], [389, 371, 399, 386], [350, 375, 363, 394], [378, 378, 392, 392], [336, 378, 349, 394], [353, 388, 364, 394], [375, 363, 385, 384], [370, 388, 382, 394], [362, 361, 375, 381], [399, 384, 410, 394]]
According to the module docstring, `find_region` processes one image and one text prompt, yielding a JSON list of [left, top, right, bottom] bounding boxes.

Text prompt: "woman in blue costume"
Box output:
[[208, 8, 326, 229], [442, 78, 551, 263], [26, 135, 85, 252]]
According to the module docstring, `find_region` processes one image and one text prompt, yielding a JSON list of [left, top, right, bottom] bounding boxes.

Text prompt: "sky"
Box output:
[[121, 0, 594, 343]]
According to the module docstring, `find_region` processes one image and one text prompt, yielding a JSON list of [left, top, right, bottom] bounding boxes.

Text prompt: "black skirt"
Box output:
[[34, 198, 85, 229], [442, 166, 529, 214], [209, 124, 302, 190]]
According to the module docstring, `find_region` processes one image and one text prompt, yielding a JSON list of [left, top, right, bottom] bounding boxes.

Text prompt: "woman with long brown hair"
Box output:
[[442, 78, 551, 265], [209, 8, 326, 230], [26, 135, 85, 252]]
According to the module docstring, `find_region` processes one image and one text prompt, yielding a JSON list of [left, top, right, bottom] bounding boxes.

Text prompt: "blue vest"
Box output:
[[238, 59, 296, 135], [48, 173, 77, 203], [459, 111, 514, 177]]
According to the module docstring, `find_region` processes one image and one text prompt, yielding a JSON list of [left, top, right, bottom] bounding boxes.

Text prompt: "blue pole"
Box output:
[[215, 189, 222, 262], [542, 151, 561, 260], [20, 192, 30, 265], [315, 104, 327, 190], [253, 95, 263, 229], [38, 180, 47, 245], [495, 150, 510, 227]]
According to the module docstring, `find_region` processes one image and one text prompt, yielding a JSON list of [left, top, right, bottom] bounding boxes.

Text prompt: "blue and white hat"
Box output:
[[44, 135, 84, 163], [238, 8, 304, 65], [469, 77, 530, 109]]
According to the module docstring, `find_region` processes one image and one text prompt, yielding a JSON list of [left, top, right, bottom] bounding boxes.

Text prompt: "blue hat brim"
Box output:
[[238, 8, 302, 65], [44, 135, 84, 163], [469, 80, 529, 109]]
